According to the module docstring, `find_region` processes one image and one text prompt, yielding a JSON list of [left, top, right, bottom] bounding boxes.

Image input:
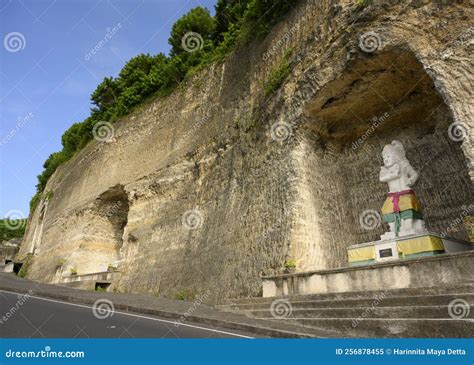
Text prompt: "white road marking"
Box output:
[[0, 290, 254, 338]]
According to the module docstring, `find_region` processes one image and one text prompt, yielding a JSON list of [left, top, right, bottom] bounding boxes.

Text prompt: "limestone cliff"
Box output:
[[19, 0, 474, 302]]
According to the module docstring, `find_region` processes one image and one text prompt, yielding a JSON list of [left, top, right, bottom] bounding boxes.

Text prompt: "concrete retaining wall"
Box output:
[[262, 251, 474, 297]]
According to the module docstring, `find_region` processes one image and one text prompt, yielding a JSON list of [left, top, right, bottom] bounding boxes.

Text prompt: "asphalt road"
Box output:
[[0, 290, 255, 338]]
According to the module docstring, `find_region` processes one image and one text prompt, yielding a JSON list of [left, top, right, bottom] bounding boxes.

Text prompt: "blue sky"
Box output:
[[0, 0, 217, 219]]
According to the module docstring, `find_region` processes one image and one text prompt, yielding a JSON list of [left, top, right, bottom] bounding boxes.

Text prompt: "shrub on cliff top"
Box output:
[[0, 219, 27, 243], [169, 7, 215, 56], [30, 0, 300, 212]]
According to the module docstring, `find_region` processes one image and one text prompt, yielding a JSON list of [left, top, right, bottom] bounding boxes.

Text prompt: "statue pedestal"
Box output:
[[347, 232, 473, 266]]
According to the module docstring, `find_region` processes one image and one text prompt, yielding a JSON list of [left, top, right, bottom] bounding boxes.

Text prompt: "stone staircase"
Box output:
[[217, 284, 474, 337]]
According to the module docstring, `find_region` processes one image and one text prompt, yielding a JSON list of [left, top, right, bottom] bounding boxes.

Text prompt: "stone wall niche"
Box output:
[[291, 48, 473, 271], [66, 185, 130, 275]]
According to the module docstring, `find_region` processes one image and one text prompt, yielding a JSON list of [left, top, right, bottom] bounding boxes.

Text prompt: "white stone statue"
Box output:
[[379, 140, 427, 240]]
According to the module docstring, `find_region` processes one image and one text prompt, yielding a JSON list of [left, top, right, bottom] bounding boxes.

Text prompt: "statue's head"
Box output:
[[382, 140, 405, 167]]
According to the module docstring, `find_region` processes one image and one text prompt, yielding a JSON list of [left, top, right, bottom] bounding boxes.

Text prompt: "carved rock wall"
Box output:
[[20, 0, 474, 302]]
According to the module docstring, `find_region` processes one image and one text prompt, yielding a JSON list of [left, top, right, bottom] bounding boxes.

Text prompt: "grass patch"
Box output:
[[355, 0, 371, 8], [176, 289, 189, 301], [18, 254, 33, 278], [263, 49, 293, 96], [284, 259, 297, 270]]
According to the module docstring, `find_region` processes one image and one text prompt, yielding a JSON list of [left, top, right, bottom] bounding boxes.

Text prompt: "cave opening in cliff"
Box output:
[[297, 47, 473, 270], [49, 185, 131, 277], [97, 184, 130, 250]]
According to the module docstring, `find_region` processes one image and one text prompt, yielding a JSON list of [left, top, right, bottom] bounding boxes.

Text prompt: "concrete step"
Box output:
[[266, 318, 474, 338], [221, 283, 474, 306], [218, 293, 474, 311], [246, 305, 474, 319], [218, 283, 474, 337]]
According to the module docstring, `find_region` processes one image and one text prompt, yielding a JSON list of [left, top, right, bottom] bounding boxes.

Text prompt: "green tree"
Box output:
[[147, 53, 171, 91], [213, 0, 249, 43], [91, 77, 121, 111], [0, 219, 26, 243], [117, 54, 155, 89], [30, 2, 301, 212], [241, 0, 295, 39], [36, 151, 69, 192], [61, 122, 83, 156], [169, 7, 215, 56]]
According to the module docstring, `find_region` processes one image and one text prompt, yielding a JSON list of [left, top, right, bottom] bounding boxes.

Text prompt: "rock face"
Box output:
[[19, 0, 474, 303]]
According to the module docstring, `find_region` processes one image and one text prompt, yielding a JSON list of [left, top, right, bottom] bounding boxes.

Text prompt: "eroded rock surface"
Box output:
[[20, 0, 474, 302]]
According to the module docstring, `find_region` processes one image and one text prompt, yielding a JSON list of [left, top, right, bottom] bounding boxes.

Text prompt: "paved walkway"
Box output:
[[0, 273, 339, 338]]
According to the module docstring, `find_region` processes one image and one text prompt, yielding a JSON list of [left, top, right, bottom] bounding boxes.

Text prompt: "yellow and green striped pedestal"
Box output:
[[347, 233, 473, 266]]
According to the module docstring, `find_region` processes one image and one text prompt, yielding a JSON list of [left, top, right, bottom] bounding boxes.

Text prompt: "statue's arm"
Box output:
[[406, 165, 419, 186], [379, 166, 399, 182], [379, 168, 390, 182]]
